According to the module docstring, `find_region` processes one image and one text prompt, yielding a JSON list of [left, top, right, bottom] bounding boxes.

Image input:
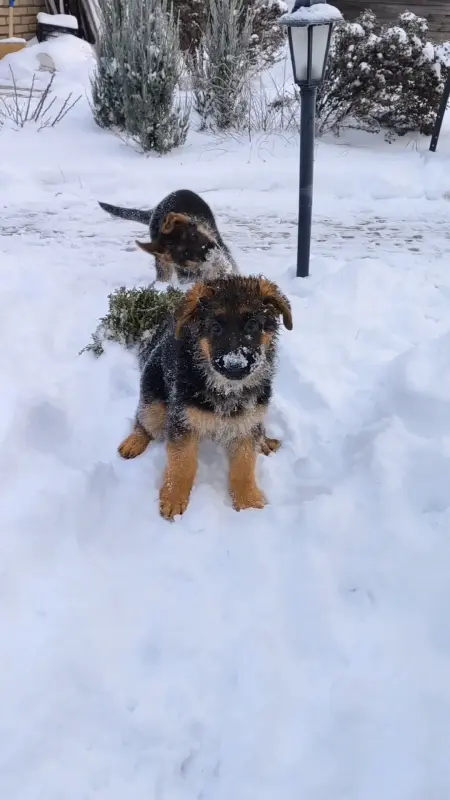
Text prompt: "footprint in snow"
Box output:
[[25, 400, 70, 456]]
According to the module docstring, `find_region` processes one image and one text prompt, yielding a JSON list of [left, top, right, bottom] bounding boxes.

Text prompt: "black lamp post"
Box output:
[[429, 71, 450, 153], [279, 0, 342, 278]]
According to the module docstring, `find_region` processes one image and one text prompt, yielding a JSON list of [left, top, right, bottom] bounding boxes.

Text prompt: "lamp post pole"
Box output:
[[429, 72, 450, 153], [297, 85, 317, 278], [279, 0, 341, 278]]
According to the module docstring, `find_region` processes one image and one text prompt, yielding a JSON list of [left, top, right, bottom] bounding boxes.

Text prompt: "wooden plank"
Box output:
[[369, 0, 450, 5], [336, 1, 450, 23], [370, 9, 450, 23], [336, 1, 450, 15], [0, 41, 26, 58], [336, 0, 450, 8], [370, 1, 450, 10], [333, 1, 450, 37]]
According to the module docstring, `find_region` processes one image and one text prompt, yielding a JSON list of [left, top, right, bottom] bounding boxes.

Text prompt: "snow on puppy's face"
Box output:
[[175, 275, 293, 384]]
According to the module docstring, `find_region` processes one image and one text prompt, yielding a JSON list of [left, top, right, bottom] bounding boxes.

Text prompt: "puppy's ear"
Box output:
[[259, 278, 293, 330], [136, 239, 165, 256], [175, 282, 212, 338], [161, 212, 191, 234]]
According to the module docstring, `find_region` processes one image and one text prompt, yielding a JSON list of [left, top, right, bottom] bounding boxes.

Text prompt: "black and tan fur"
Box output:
[[118, 275, 292, 520], [98, 189, 238, 283]]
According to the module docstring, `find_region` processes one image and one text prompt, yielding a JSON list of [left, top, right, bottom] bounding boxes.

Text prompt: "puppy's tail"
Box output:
[[98, 201, 152, 226]]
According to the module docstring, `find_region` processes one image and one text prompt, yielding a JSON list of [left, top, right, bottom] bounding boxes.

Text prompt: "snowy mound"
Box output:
[[0, 34, 95, 87], [380, 332, 450, 439]]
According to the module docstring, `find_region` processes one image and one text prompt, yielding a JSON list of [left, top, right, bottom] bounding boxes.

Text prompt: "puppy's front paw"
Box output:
[[118, 430, 150, 459], [231, 484, 267, 512], [159, 484, 191, 521], [260, 436, 281, 456]]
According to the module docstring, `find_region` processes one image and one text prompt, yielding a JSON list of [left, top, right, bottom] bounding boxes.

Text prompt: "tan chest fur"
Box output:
[[185, 404, 266, 444]]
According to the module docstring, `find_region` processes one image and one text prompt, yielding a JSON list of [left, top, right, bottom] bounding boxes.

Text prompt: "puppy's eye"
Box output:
[[245, 318, 260, 334], [210, 321, 222, 335]]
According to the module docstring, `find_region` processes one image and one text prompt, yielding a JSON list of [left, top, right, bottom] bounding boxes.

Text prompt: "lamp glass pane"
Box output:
[[289, 25, 308, 82], [310, 24, 331, 82]]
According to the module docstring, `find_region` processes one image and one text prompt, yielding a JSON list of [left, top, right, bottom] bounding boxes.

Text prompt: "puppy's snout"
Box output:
[[214, 349, 252, 380]]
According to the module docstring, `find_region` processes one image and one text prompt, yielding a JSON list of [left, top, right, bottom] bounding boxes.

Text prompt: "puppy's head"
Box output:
[[175, 275, 292, 383], [136, 212, 216, 278]]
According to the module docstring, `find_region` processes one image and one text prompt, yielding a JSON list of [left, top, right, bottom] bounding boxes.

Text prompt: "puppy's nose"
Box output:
[[215, 350, 252, 380]]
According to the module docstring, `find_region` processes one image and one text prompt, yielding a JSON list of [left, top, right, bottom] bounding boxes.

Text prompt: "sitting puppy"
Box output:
[[98, 188, 238, 283], [117, 274, 292, 521]]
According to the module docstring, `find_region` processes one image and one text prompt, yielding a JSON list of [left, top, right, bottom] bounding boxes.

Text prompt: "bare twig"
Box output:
[[23, 73, 36, 122], [50, 93, 81, 126], [31, 73, 54, 121], [0, 70, 81, 131]]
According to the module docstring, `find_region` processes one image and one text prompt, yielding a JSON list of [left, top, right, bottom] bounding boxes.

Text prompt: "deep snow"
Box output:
[[1, 37, 450, 800]]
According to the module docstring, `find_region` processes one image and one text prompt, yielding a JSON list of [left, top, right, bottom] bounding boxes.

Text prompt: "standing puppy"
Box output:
[[118, 275, 292, 521], [98, 188, 238, 283]]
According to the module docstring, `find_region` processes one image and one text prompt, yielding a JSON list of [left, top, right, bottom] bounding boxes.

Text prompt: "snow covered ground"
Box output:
[[2, 38, 450, 800]]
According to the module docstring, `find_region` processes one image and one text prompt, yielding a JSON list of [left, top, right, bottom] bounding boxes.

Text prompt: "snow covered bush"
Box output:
[[172, 0, 206, 55], [247, 0, 287, 68], [188, 0, 256, 130], [317, 10, 449, 139], [92, 0, 189, 153], [176, 0, 286, 67], [91, 0, 126, 130]]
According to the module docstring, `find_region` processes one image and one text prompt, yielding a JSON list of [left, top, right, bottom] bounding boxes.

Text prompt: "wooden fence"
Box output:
[[332, 0, 450, 41]]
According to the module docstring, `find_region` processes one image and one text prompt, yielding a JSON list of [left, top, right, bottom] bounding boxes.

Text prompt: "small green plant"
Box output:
[[82, 285, 184, 357]]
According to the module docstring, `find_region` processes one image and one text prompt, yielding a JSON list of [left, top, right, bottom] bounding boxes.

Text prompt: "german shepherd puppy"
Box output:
[[98, 189, 238, 283], [117, 275, 293, 521]]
